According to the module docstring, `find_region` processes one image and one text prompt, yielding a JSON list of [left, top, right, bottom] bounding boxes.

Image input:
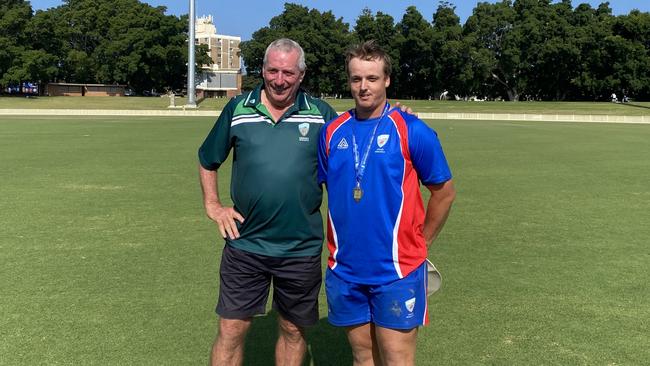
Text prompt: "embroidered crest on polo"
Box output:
[[377, 134, 389, 148], [298, 123, 310, 142], [337, 138, 349, 150], [298, 123, 310, 136]]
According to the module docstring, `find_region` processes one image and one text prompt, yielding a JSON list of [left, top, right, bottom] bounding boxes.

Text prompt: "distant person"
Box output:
[[198, 38, 337, 366], [439, 89, 448, 100], [318, 41, 456, 366], [622, 91, 629, 103], [611, 92, 618, 103]]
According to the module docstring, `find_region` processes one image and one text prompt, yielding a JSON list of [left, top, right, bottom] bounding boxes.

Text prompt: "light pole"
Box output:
[[187, 0, 197, 107]]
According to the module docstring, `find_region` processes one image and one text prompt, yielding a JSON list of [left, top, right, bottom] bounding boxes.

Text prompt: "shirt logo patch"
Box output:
[[337, 138, 349, 150], [377, 134, 389, 148], [405, 297, 416, 313], [298, 123, 310, 141], [298, 123, 310, 137]]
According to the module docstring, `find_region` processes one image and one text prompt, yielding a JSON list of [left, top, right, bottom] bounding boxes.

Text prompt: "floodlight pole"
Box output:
[[187, 0, 197, 107]]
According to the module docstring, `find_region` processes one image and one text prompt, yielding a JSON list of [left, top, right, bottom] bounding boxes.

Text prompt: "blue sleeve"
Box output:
[[198, 97, 237, 170], [317, 123, 329, 186], [407, 116, 452, 185]]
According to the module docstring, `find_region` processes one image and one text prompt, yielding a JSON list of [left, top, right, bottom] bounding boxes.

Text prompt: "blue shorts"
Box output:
[[325, 262, 429, 329]]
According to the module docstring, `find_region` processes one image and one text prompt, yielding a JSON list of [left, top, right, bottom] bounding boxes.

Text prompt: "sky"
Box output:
[[31, 0, 650, 41]]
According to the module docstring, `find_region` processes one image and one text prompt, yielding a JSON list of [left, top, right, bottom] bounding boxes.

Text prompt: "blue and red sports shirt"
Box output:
[[318, 106, 452, 285]]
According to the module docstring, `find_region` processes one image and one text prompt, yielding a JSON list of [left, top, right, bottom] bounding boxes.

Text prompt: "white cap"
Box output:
[[426, 259, 442, 296]]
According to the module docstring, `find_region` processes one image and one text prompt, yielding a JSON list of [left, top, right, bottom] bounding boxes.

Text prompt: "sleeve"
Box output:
[[197, 97, 237, 170], [407, 117, 452, 185], [317, 123, 329, 186]]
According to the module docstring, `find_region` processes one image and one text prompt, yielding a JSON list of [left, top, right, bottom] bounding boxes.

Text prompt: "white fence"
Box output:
[[0, 109, 219, 117], [2, 109, 649, 124], [415, 112, 650, 124]]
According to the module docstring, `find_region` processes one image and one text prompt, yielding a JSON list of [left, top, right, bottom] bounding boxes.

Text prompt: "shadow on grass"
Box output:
[[618, 102, 650, 110], [244, 311, 353, 365]]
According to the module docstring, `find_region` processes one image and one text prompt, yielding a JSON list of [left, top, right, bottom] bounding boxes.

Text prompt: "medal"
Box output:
[[353, 186, 363, 202], [351, 103, 390, 204]]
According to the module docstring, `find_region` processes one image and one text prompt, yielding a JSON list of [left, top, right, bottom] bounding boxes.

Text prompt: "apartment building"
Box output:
[[195, 15, 242, 98]]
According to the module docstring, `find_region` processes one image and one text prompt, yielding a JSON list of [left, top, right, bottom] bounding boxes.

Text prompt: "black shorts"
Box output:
[[216, 245, 322, 327]]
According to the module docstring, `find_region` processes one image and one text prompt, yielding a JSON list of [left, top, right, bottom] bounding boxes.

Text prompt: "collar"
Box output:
[[243, 83, 311, 112]]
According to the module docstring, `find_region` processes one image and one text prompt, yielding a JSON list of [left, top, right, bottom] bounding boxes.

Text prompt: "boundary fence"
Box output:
[[1, 109, 649, 124]]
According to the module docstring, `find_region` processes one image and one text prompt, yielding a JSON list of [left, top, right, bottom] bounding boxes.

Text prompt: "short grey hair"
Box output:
[[263, 38, 307, 72]]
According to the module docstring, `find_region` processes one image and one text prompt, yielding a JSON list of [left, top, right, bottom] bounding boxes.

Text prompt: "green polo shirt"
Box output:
[[199, 84, 337, 257]]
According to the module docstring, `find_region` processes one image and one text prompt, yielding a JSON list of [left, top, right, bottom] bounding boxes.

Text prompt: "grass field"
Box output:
[[1, 115, 649, 365], [0, 95, 226, 110], [2, 95, 650, 116]]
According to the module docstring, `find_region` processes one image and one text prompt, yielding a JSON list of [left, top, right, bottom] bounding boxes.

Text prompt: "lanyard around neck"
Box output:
[[351, 102, 390, 188]]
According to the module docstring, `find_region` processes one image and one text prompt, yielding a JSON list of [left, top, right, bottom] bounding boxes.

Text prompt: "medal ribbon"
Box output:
[[352, 103, 390, 189]]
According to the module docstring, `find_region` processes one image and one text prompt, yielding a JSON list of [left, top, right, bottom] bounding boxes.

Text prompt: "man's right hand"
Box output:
[[205, 202, 245, 240]]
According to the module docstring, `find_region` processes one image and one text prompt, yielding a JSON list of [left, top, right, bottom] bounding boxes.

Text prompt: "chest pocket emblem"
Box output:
[[298, 123, 310, 137], [377, 134, 389, 148]]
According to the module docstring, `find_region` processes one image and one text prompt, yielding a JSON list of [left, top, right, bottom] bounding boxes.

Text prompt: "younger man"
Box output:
[[317, 41, 456, 365]]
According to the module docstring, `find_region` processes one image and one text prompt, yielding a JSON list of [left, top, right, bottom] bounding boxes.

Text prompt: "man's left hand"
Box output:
[[394, 101, 415, 115]]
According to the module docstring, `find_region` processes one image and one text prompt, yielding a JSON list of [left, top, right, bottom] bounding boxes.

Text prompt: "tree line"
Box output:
[[242, 1, 650, 101], [2, 0, 649, 101], [0, 0, 210, 94]]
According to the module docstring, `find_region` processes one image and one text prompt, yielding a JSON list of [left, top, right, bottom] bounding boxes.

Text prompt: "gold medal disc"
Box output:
[[353, 187, 363, 202]]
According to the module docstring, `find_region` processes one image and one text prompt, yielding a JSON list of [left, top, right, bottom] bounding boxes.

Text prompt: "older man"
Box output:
[[198, 38, 337, 366]]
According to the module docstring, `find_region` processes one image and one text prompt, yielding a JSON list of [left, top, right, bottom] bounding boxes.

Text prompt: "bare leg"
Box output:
[[374, 326, 418, 366], [275, 315, 307, 366], [210, 318, 252, 366], [345, 323, 381, 366]]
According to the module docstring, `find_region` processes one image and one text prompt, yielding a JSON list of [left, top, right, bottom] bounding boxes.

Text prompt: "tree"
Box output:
[[241, 74, 258, 92], [90, 1, 198, 92], [4, 0, 649, 100], [354, 8, 401, 49], [0, 0, 33, 87], [463, 0, 544, 101], [610, 10, 650, 99], [23, 0, 207, 93], [353, 8, 402, 97], [2, 49, 58, 90], [396, 6, 434, 99], [569, 2, 617, 100], [431, 2, 466, 99], [528, 0, 581, 100], [240, 3, 352, 96], [354, 8, 376, 42]]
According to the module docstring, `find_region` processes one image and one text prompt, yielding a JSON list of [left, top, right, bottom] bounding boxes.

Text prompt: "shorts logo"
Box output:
[[405, 297, 416, 313], [390, 300, 402, 317], [337, 138, 349, 150], [298, 123, 310, 141], [377, 134, 389, 148]]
